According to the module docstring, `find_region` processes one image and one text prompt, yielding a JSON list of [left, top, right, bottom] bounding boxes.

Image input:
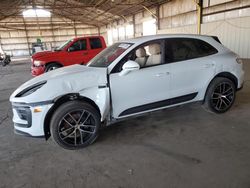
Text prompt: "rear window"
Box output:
[[90, 38, 102, 49]]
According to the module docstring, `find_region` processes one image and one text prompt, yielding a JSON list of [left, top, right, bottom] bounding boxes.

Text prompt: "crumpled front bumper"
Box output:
[[12, 102, 53, 137], [31, 65, 45, 76]]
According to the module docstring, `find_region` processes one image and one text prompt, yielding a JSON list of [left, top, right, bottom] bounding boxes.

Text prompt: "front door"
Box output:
[[66, 39, 88, 65], [109, 42, 171, 118]]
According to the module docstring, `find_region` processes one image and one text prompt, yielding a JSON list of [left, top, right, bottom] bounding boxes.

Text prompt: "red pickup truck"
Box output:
[[31, 36, 106, 76]]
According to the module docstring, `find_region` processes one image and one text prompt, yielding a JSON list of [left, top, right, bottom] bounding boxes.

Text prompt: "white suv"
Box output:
[[10, 35, 244, 149]]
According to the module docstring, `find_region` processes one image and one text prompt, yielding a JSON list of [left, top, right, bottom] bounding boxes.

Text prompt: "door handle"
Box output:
[[83, 52, 88, 55], [155, 72, 170, 77], [165, 72, 170, 75], [204, 63, 214, 68]]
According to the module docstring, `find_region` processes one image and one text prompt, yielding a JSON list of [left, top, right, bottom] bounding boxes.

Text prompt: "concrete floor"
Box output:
[[0, 59, 250, 188]]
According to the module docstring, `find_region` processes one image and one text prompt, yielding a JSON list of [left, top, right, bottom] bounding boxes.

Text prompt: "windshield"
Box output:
[[88, 43, 132, 67], [55, 39, 73, 51]]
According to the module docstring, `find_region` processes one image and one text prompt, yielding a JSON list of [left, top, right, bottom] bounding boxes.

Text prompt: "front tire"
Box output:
[[203, 77, 236, 113], [50, 101, 101, 150], [45, 63, 61, 72]]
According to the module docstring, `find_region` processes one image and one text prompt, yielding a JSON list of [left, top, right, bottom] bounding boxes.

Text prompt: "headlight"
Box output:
[[34, 60, 43, 67], [16, 81, 47, 97]]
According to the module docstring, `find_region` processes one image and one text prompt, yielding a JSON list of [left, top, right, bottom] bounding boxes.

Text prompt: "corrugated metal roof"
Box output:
[[0, 0, 170, 26]]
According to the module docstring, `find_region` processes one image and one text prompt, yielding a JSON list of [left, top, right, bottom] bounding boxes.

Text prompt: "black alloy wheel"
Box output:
[[50, 101, 100, 149], [204, 77, 236, 113]]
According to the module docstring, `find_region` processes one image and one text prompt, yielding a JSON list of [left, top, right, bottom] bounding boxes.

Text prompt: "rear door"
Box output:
[[166, 38, 218, 99], [87, 37, 105, 63]]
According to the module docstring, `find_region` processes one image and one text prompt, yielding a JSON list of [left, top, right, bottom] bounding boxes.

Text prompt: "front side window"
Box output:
[[132, 42, 162, 68], [165, 38, 218, 63], [90, 38, 102, 49], [55, 39, 73, 51], [70, 39, 87, 52], [88, 43, 132, 67], [111, 42, 162, 73]]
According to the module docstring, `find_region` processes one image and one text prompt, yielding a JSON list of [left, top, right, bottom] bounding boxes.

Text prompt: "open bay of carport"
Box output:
[[0, 59, 250, 188]]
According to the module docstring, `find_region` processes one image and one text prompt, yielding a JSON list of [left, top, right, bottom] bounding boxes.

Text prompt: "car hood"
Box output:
[[32, 50, 59, 60], [10, 65, 107, 103]]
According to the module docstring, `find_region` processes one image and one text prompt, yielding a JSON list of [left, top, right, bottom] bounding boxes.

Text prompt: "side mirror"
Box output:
[[119, 60, 140, 76], [68, 46, 75, 52]]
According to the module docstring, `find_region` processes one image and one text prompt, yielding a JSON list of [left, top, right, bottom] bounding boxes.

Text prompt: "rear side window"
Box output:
[[165, 38, 218, 63], [194, 39, 218, 57], [90, 38, 102, 49]]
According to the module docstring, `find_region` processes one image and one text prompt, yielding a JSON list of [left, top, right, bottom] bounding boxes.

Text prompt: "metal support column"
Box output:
[[0, 35, 3, 53], [73, 21, 77, 37], [141, 5, 158, 20], [156, 5, 160, 30], [50, 16, 56, 50], [22, 17, 31, 56], [98, 27, 100, 36], [194, 0, 203, 34], [132, 14, 136, 37]]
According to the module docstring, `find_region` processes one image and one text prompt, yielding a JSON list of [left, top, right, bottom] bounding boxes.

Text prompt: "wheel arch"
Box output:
[[214, 72, 238, 88], [43, 93, 101, 140], [45, 61, 63, 68], [203, 71, 238, 103]]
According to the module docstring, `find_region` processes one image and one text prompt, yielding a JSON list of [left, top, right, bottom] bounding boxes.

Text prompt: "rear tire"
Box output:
[[203, 77, 236, 113], [50, 101, 101, 150], [45, 63, 61, 72]]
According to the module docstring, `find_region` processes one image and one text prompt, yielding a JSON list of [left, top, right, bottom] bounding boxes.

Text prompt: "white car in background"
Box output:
[[10, 34, 244, 149]]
